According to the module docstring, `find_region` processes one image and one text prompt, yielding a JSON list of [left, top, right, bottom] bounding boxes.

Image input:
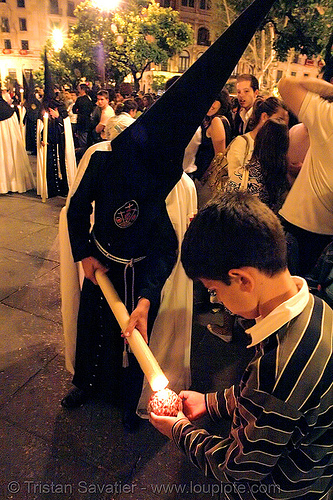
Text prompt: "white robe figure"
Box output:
[[36, 115, 76, 199], [0, 101, 35, 194]]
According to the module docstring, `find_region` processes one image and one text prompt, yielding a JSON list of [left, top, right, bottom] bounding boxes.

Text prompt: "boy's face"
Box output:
[[201, 276, 259, 319], [97, 95, 109, 109], [236, 80, 258, 111]]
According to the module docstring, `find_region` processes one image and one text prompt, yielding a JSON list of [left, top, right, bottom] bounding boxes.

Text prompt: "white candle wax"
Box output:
[[95, 269, 169, 392]]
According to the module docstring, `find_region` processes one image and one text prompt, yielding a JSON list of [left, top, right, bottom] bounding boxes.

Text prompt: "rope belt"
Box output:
[[92, 231, 147, 367], [92, 231, 146, 265]]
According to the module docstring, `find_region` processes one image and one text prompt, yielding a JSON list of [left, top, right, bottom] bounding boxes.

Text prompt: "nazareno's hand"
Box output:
[[123, 297, 150, 343], [81, 256, 108, 285]]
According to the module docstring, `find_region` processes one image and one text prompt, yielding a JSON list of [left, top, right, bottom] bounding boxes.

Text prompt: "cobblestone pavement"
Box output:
[[0, 157, 253, 500]]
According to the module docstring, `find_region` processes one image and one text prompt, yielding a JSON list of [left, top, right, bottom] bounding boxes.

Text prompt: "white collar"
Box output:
[[239, 106, 253, 123], [246, 277, 309, 348]]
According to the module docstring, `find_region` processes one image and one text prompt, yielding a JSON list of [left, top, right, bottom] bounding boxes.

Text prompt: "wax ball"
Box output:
[[147, 388, 182, 416]]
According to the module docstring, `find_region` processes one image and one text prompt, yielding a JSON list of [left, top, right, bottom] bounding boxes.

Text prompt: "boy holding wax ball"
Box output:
[[150, 192, 333, 499]]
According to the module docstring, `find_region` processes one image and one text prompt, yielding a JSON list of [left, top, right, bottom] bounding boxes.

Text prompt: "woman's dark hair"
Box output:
[[115, 99, 138, 115], [251, 118, 289, 211], [181, 191, 287, 284], [204, 88, 232, 128], [134, 96, 144, 112], [143, 93, 154, 108], [249, 96, 284, 130]]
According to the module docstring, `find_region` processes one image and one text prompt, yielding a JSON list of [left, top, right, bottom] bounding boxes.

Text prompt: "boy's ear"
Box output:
[[228, 269, 254, 291]]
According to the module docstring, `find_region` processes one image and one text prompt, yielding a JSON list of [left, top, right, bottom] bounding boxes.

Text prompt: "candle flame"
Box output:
[[151, 373, 169, 392], [43, 112, 48, 118]]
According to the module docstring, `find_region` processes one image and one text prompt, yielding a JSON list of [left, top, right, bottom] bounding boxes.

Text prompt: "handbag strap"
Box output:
[[239, 135, 251, 191]]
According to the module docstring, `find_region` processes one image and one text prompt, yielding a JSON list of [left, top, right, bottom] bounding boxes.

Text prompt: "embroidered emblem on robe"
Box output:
[[114, 200, 139, 228]]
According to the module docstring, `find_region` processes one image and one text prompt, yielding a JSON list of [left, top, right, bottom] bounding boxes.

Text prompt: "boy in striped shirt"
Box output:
[[150, 192, 333, 499]]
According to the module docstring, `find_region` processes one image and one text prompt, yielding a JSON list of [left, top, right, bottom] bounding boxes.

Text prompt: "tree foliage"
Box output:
[[211, 0, 333, 62], [43, 0, 193, 89]]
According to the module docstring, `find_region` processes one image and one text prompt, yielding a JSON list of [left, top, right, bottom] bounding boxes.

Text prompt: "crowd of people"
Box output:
[[1, 16, 333, 495]]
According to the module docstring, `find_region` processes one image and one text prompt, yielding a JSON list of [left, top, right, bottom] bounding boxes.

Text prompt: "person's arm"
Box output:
[[227, 135, 251, 177], [209, 116, 226, 155], [170, 389, 303, 483], [278, 76, 333, 117], [137, 205, 178, 310], [95, 121, 105, 134]]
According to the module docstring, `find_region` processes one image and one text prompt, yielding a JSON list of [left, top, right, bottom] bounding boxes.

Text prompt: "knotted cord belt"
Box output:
[[92, 231, 147, 367]]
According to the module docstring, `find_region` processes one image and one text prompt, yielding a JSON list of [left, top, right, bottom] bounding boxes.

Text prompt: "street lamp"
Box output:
[[92, 0, 120, 11], [52, 28, 64, 52]]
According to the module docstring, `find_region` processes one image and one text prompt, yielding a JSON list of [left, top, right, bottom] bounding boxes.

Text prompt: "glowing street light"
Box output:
[[92, 0, 120, 12], [52, 28, 64, 52]]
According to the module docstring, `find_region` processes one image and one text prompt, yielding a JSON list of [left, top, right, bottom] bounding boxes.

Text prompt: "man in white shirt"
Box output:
[[95, 90, 115, 141], [278, 75, 333, 275], [234, 74, 259, 136]]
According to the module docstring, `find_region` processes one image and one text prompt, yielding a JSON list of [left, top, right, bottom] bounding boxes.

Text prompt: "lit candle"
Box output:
[[20, 88, 24, 103], [42, 112, 48, 203], [95, 269, 169, 392]]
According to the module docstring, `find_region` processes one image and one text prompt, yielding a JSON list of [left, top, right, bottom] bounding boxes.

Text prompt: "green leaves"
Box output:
[[43, 0, 193, 89]]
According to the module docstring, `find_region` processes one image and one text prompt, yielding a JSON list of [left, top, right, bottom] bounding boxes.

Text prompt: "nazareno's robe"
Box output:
[[0, 97, 35, 194], [59, 142, 196, 415]]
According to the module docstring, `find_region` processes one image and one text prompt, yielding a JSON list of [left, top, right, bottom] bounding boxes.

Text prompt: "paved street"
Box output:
[[0, 157, 252, 500]]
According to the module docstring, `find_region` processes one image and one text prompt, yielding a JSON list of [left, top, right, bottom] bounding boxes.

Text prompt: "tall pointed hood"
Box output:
[[43, 50, 54, 103], [22, 71, 29, 101], [109, 0, 276, 195], [25, 70, 41, 117], [14, 80, 21, 103], [85, 0, 276, 204]]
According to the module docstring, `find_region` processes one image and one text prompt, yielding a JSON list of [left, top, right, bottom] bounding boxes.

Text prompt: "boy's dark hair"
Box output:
[[236, 73, 259, 92], [79, 83, 88, 93], [181, 192, 287, 284], [97, 90, 109, 99]]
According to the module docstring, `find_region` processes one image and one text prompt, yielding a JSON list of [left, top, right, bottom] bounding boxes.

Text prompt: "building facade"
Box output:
[[0, 0, 80, 86], [140, 0, 322, 94], [0, 0, 322, 92]]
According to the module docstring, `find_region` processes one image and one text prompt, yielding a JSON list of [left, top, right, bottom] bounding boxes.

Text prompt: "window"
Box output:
[[0, 0, 6, 3], [21, 40, 29, 50], [178, 50, 190, 72], [4, 39, 11, 49], [291, 71, 296, 77], [197, 27, 210, 46], [19, 18, 27, 31], [181, 0, 194, 6], [17, 0, 25, 6], [200, 0, 210, 9], [9, 69, 17, 80], [50, 0, 59, 14], [1, 17, 10, 32], [67, 1, 75, 16]]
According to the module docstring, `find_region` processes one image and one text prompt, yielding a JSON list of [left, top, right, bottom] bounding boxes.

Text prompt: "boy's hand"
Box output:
[[179, 390, 207, 420], [149, 411, 187, 439]]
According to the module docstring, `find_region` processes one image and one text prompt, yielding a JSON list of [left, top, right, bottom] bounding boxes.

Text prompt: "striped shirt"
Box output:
[[172, 278, 333, 499]]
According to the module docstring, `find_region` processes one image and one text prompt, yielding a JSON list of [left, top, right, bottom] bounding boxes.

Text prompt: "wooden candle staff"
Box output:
[[42, 112, 48, 203], [95, 269, 169, 392]]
